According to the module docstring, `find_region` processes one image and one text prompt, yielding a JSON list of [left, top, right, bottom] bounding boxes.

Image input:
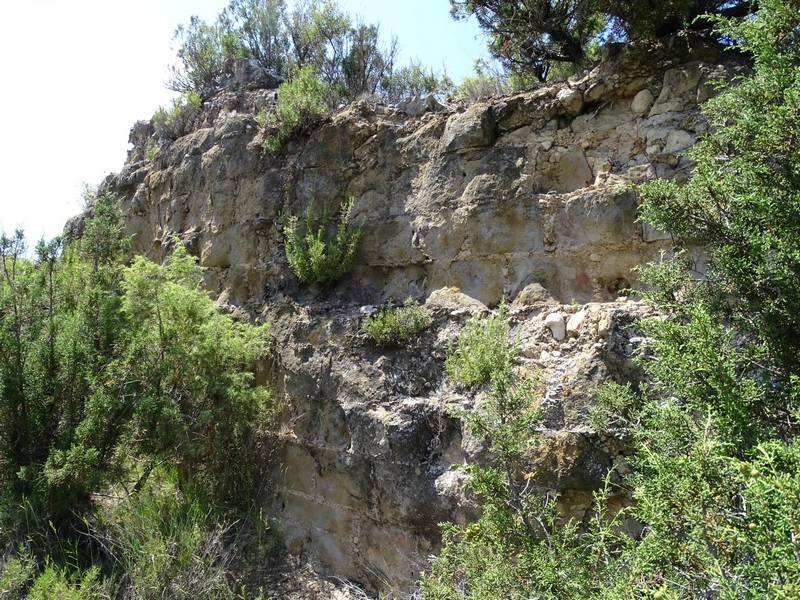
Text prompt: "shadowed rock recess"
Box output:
[[74, 34, 747, 594]]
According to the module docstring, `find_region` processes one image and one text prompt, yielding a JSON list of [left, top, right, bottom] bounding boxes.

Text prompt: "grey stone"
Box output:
[[217, 57, 281, 91], [650, 66, 703, 116], [440, 105, 495, 151], [542, 148, 593, 193], [665, 130, 695, 155], [643, 222, 674, 243], [584, 81, 608, 102], [397, 94, 444, 117]]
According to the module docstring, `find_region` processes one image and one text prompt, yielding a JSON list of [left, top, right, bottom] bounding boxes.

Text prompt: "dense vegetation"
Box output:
[[0, 195, 278, 598], [5, 0, 798, 597], [363, 299, 432, 347], [156, 0, 455, 148], [168, 0, 453, 103], [420, 2, 800, 598], [450, 0, 756, 81]]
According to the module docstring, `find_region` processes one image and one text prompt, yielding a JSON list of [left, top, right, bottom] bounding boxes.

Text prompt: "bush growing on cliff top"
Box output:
[[168, 14, 233, 95], [259, 64, 333, 152], [283, 197, 362, 286], [380, 60, 455, 102], [152, 90, 202, 141], [169, 0, 413, 103]]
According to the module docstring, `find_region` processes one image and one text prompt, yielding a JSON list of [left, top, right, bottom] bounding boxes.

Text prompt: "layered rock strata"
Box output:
[[78, 34, 747, 593]]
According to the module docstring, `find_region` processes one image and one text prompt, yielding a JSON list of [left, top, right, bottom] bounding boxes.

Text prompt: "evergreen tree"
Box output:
[[449, 0, 756, 81]]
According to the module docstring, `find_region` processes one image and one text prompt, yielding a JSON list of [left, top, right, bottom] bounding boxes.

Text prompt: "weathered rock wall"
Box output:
[[82, 34, 747, 594]]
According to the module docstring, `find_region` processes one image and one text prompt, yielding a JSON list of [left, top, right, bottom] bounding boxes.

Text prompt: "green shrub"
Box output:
[[283, 197, 362, 286], [167, 15, 229, 94], [363, 298, 432, 347], [152, 92, 202, 141], [445, 302, 514, 387], [380, 60, 454, 102], [423, 7, 800, 597], [260, 65, 332, 152], [145, 139, 158, 161], [27, 565, 105, 600], [0, 200, 280, 597], [95, 486, 234, 599], [424, 302, 555, 599], [0, 551, 35, 597]]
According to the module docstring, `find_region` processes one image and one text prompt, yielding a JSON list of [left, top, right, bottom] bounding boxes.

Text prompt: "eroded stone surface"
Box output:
[[75, 37, 749, 595]]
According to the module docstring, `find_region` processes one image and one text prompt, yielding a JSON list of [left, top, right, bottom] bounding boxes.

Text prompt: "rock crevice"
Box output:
[[74, 35, 748, 593]]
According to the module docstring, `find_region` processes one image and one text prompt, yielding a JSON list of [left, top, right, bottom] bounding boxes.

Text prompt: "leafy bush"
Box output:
[[422, 4, 800, 598], [0, 552, 35, 597], [26, 565, 105, 600], [380, 60, 454, 102], [260, 64, 333, 151], [424, 303, 553, 599], [363, 298, 432, 347], [445, 302, 514, 387], [638, 2, 800, 376], [450, 0, 753, 82], [152, 92, 202, 141], [145, 139, 158, 161], [283, 197, 362, 286], [168, 15, 231, 95], [0, 196, 272, 513], [0, 197, 280, 598], [219, 0, 289, 76]]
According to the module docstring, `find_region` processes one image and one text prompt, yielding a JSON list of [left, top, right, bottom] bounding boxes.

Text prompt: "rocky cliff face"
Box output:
[[81, 34, 746, 594]]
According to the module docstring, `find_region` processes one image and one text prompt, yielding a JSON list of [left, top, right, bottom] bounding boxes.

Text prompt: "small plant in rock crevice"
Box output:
[[283, 197, 362, 286], [444, 302, 515, 388], [145, 140, 158, 161], [363, 298, 432, 347]]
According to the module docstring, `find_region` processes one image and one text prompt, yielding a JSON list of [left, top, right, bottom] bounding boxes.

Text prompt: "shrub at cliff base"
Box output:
[[0, 195, 280, 598], [420, 2, 800, 598]]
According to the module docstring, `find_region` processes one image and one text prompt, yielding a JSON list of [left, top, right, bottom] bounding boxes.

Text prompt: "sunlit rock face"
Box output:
[[83, 34, 747, 593]]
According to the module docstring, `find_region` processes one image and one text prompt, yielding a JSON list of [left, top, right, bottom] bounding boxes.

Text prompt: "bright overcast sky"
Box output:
[[0, 0, 487, 244]]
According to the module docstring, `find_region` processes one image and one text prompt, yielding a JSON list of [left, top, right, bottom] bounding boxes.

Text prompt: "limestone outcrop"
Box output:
[[80, 33, 748, 594]]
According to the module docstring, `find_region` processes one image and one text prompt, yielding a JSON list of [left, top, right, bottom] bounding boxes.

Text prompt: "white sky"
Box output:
[[0, 0, 487, 243]]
